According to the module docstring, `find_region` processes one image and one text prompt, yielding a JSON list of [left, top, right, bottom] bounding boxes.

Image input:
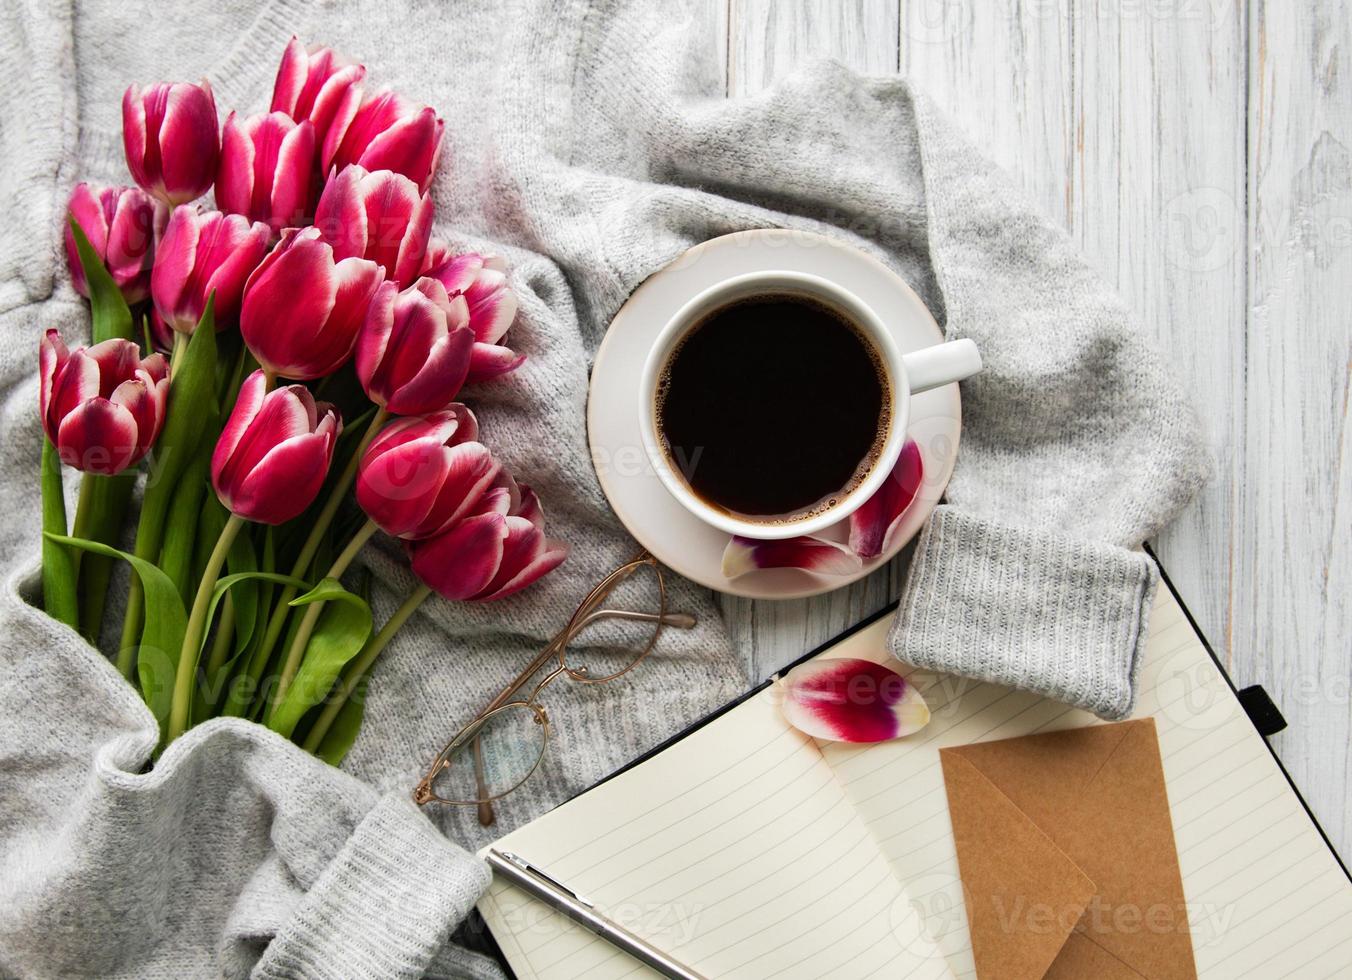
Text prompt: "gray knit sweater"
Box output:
[[0, 0, 1207, 976]]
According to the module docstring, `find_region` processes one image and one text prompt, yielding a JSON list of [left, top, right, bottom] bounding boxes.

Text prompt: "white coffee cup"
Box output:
[[638, 271, 982, 541]]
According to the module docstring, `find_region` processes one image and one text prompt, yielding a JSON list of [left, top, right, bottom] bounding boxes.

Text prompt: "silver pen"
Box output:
[[485, 848, 709, 980]]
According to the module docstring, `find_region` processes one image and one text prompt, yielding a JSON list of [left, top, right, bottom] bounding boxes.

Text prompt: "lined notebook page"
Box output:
[[820, 584, 1352, 978], [478, 685, 955, 980]]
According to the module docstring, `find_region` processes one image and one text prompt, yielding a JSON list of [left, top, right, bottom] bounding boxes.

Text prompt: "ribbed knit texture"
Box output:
[[895, 507, 1158, 719], [253, 794, 490, 979], [0, 0, 1207, 976]]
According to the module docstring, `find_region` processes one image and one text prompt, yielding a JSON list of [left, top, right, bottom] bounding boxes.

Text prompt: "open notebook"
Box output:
[[477, 573, 1352, 979]]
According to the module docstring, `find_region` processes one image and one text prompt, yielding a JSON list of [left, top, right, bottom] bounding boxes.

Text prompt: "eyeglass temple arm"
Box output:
[[478, 608, 694, 717], [417, 604, 695, 808], [474, 737, 494, 827]]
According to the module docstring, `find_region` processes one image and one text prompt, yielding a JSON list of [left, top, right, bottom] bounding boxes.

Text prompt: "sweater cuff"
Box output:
[[254, 792, 491, 980], [889, 506, 1159, 721]]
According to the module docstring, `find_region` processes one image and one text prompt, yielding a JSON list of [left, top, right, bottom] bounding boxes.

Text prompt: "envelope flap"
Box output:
[[945, 723, 1138, 831], [1059, 720, 1198, 979], [940, 750, 1097, 980], [949, 720, 1198, 980]]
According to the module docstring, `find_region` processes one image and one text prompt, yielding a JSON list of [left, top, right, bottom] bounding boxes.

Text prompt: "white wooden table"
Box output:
[[703, 1, 1351, 860]]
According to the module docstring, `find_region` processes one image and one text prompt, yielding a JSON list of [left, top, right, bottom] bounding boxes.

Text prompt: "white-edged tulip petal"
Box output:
[[722, 535, 863, 579], [778, 657, 930, 743], [849, 439, 924, 559]]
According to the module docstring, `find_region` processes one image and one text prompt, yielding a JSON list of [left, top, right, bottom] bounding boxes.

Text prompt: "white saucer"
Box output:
[[587, 229, 961, 600]]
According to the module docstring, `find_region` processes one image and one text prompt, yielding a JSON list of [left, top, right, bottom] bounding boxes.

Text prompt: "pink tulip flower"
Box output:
[[216, 111, 316, 234], [64, 183, 166, 305], [147, 309, 174, 355], [409, 476, 567, 601], [314, 165, 432, 287], [39, 330, 168, 475], [240, 227, 383, 380], [152, 207, 271, 334], [327, 89, 443, 193], [355, 278, 474, 415], [211, 370, 341, 525], [422, 248, 526, 383], [356, 407, 498, 540], [271, 37, 366, 169], [122, 80, 220, 206]]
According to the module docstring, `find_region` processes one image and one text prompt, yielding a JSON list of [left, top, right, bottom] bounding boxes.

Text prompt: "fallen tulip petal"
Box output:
[[722, 535, 863, 579], [778, 657, 930, 743], [849, 439, 924, 559]]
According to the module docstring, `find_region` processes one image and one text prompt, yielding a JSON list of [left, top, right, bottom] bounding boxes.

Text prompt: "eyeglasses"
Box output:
[[413, 553, 693, 824]]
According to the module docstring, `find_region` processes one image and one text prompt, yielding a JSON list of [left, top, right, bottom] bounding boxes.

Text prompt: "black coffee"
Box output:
[[655, 292, 888, 521]]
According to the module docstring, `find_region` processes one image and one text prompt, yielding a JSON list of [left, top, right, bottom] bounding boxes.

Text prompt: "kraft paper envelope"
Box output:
[[939, 718, 1197, 980]]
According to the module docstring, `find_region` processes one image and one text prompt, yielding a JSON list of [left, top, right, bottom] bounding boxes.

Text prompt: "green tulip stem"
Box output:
[[118, 307, 217, 679], [40, 441, 79, 631], [204, 593, 236, 680], [166, 513, 245, 745], [67, 472, 98, 582], [268, 518, 378, 716], [169, 331, 188, 375], [302, 584, 433, 754], [249, 406, 390, 690]]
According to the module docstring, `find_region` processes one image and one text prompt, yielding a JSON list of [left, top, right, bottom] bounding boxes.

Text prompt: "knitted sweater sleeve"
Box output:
[[886, 90, 1211, 719], [0, 0, 76, 314]]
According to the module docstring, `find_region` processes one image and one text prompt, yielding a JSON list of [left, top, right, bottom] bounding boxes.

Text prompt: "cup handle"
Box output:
[[902, 338, 982, 395]]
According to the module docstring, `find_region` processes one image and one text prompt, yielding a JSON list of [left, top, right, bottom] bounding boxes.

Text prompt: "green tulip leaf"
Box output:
[[67, 216, 134, 344], [161, 450, 211, 604], [191, 492, 228, 592], [227, 525, 260, 656], [315, 672, 368, 766], [121, 298, 219, 655], [286, 577, 360, 608], [77, 471, 138, 643], [269, 579, 373, 740], [141, 297, 218, 541], [219, 528, 277, 720], [192, 569, 309, 719], [40, 442, 79, 630], [46, 533, 187, 731]]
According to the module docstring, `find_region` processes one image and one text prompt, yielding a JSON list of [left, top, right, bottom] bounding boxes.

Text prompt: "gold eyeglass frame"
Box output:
[[413, 553, 693, 823]]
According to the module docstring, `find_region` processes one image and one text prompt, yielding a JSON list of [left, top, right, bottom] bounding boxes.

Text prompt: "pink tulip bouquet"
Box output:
[[39, 38, 565, 763]]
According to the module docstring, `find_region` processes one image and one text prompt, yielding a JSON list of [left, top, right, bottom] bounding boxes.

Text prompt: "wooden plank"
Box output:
[[900, 1, 1252, 779], [689, 0, 730, 97], [717, 0, 1348, 859], [1068, 2, 1248, 690], [898, 0, 1075, 226], [728, 0, 899, 94], [1243, 0, 1352, 857], [722, 0, 903, 682]]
